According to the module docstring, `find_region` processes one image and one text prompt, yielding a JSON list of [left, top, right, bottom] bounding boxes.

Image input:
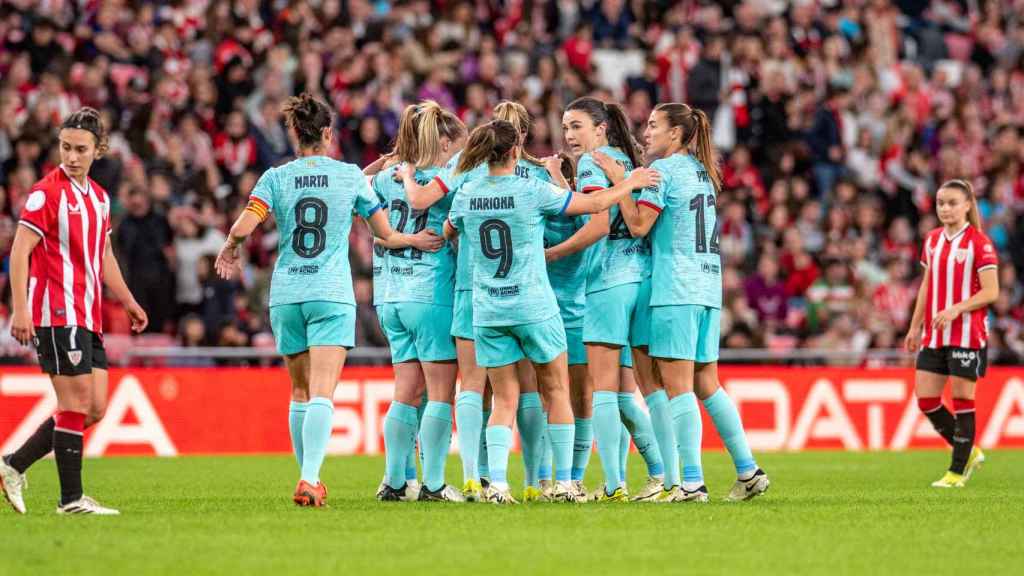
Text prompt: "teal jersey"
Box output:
[[251, 156, 381, 307], [369, 175, 388, 305], [639, 154, 722, 309], [439, 155, 489, 292], [373, 163, 456, 305], [448, 174, 572, 327], [576, 146, 650, 294], [542, 161, 586, 327]]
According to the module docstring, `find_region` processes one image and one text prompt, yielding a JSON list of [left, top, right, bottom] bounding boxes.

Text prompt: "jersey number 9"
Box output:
[[479, 219, 513, 278]]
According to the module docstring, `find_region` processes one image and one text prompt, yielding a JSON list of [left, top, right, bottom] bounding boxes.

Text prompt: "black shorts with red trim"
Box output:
[[33, 326, 108, 376], [916, 346, 987, 382]]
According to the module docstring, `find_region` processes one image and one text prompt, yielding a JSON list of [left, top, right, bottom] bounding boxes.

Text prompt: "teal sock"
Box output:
[[618, 392, 664, 478], [670, 392, 703, 486], [538, 413, 553, 481], [411, 392, 427, 480], [383, 401, 418, 489], [548, 422, 575, 482], [479, 409, 491, 479], [703, 388, 757, 475], [300, 397, 334, 485], [288, 401, 308, 470], [592, 391, 622, 494], [485, 425, 513, 488], [618, 424, 630, 487], [421, 401, 453, 492], [517, 392, 545, 487], [571, 417, 592, 481], [455, 391, 483, 483], [646, 390, 679, 487]]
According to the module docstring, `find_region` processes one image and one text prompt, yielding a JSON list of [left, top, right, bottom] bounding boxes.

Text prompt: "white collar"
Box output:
[[60, 165, 92, 196], [942, 222, 969, 242]]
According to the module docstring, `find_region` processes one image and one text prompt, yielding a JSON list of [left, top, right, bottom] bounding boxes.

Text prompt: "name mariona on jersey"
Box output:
[[470, 196, 516, 210], [294, 174, 329, 188]]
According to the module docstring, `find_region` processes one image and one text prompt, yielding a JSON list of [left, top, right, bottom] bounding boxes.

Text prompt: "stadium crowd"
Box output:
[[0, 0, 1022, 365]]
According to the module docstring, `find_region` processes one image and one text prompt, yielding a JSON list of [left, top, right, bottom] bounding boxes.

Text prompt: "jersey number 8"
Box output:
[[293, 197, 328, 258]]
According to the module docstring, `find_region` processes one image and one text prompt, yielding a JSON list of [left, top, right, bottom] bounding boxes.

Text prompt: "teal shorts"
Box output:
[[381, 302, 457, 363], [474, 314, 567, 368], [451, 290, 474, 340], [270, 301, 356, 355], [583, 280, 651, 348], [565, 325, 587, 365], [649, 304, 721, 363]]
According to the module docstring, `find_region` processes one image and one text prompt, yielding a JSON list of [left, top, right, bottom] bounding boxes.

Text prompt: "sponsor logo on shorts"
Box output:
[[951, 349, 977, 368]]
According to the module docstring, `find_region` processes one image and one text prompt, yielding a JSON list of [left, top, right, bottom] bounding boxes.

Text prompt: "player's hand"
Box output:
[[9, 308, 35, 346], [544, 248, 560, 263], [592, 151, 626, 184], [932, 306, 962, 331], [394, 162, 413, 183], [381, 151, 399, 169], [125, 300, 149, 333], [215, 241, 240, 280], [542, 155, 563, 179], [626, 167, 661, 189], [409, 229, 444, 252], [903, 329, 921, 353]]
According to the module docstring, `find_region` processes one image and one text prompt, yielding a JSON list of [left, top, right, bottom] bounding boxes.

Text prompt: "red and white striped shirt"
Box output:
[[18, 166, 111, 334], [919, 224, 998, 349]]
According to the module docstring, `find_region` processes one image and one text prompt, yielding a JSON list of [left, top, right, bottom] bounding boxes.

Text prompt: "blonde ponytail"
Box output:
[[493, 101, 542, 166]]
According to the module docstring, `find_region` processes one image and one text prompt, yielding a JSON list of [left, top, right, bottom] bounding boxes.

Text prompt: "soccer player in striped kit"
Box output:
[[1, 108, 148, 515], [906, 179, 999, 488]]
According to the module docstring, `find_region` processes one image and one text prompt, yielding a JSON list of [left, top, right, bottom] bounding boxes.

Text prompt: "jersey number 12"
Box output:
[[689, 193, 720, 254]]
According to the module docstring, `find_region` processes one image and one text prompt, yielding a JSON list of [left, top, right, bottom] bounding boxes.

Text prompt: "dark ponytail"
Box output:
[[456, 120, 518, 174], [654, 102, 722, 192], [60, 107, 108, 155], [282, 92, 333, 149], [566, 97, 642, 169]]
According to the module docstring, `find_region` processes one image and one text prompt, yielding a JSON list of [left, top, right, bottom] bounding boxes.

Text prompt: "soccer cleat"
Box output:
[[522, 485, 543, 503], [965, 447, 985, 481], [572, 480, 590, 502], [480, 477, 491, 490], [1, 456, 27, 514], [539, 479, 554, 500], [462, 479, 484, 502], [630, 476, 666, 502], [417, 484, 465, 502], [404, 479, 421, 501], [56, 495, 119, 515], [483, 485, 518, 504], [377, 483, 407, 502], [679, 485, 710, 502], [595, 487, 629, 502], [653, 486, 686, 503], [550, 481, 584, 503], [726, 468, 771, 502], [293, 480, 328, 507], [931, 471, 966, 488]]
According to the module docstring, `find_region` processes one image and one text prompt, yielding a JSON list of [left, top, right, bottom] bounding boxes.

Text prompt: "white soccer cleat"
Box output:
[[56, 495, 120, 515], [1, 457, 27, 514], [484, 485, 518, 504], [538, 479, 554, 501], [550, 481, 584, 503], [679, 485, 710, 503], [726, 468, 770, 502], [630, 476, 665, 502], [571, 480, 591, 502], [653, 486, 686, 503], [404, 479, 421, 501]]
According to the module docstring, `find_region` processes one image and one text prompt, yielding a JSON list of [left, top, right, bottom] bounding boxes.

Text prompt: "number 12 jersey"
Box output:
[[249, 155, 381, 307]]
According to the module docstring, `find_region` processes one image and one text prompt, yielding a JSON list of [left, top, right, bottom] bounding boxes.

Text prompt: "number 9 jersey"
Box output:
[[249, 155, 382, 307], [448, 175, 572, 327], [639, 154, 722, 310]]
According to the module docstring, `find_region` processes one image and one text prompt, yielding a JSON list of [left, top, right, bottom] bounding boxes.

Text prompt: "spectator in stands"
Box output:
[[115, 188, 174, 333]]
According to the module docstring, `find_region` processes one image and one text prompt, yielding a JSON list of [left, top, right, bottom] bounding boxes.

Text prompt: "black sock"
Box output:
[[923, 406, 956, 446], [7, 417, 56, 473], [54, 428, 84, 505], [950, 411, 976, 475]]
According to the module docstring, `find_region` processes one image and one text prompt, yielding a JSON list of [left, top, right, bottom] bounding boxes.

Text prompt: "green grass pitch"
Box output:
[[3, 451, 1023, 575]]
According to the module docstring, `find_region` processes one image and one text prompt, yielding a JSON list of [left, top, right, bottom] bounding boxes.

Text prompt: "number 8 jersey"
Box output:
[[249, 155, 382, 307], [448, 175, 572, 327], [639, 154, 722, 309]]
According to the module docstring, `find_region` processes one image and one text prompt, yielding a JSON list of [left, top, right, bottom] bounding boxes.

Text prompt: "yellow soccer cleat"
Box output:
[[595, 487, 629, 502], [522, 485, 543, 503], [462, 479, 484, 502], [931, 471, 966, 488], [653, 486, 685, 503], [965, 447, 985, 481]]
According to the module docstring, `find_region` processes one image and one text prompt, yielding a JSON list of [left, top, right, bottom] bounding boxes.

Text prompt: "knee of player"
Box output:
[[85, 405, 106, 428]]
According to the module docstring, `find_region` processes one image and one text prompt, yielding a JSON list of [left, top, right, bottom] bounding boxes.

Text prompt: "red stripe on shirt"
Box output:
[[920, 226, 997, 350], [580, 186, 603, 193], [434, 176, 449, 194], [637, 200, 662, 213]]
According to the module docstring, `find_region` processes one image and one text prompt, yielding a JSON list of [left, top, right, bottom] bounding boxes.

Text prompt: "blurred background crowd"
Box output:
[[1, 0, 1022, 366]]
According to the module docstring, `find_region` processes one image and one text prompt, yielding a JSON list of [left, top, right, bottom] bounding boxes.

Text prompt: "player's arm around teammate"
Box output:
[[3, 108, 145, 515], [905, 179, 998, 488]]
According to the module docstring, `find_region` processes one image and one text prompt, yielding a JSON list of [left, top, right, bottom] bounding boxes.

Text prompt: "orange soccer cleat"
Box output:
[[293, 480, 328, 507]]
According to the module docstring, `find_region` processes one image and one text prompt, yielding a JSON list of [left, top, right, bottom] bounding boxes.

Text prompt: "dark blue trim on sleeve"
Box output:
[[558, 191, 573, 215]]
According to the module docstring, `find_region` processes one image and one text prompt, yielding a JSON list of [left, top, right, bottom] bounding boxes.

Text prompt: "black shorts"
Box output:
[[33, 327, 108, 376], [916, 346, 987, 381]]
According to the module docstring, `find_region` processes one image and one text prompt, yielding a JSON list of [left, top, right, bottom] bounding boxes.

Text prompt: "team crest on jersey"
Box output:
[[67, 349, 83, 366], [25, 190, 46, 212], [955, 249, 969, 263]]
